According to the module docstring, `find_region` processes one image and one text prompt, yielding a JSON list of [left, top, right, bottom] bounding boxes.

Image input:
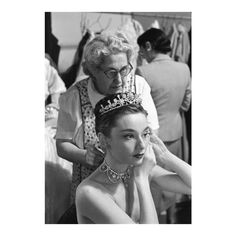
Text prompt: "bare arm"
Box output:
[[150, 164, 191, 195], [133, 144, 159, 223], [50, 93, 60, 106], [150, 136, 191, 194], [135, 178, 159, 223], [56, 139, 104, 168], [56, 139, 86, 164], [75, 145, 159, 224], [55, 87, 104, 168], [76, 180, 158, 224]]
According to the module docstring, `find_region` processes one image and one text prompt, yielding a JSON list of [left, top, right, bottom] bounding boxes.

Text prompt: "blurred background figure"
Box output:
[[45, 55, 72, 224], [136, 28, 191, 223]]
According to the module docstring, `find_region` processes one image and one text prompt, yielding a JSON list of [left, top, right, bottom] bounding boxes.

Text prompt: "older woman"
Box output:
[[55, 32, 159, 203]]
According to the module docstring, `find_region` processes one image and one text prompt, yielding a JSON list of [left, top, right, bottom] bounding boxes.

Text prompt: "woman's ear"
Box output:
[[98, 132, 110, 151], [145, 41, 152, 51]]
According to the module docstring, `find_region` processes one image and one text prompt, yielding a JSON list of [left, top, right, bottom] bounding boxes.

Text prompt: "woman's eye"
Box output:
[[120, 68, 128, 75], [107, 71, 117, 78], [124, 134, 134, 139]]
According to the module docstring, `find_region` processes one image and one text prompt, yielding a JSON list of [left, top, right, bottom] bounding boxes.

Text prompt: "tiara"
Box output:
[[98, 92, 142, 116]]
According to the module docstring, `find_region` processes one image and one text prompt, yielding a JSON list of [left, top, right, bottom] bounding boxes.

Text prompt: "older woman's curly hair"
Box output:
[[82, 31, 136, 76]]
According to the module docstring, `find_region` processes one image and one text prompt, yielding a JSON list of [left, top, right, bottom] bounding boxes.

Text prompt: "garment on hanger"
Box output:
[[170, 23, 190, 63], [150, 19, 160, 29], [175, 24, 190, 63], [169, 23, 179, 59], [132, 19, 144, 35], [118, 18, 144, 69]]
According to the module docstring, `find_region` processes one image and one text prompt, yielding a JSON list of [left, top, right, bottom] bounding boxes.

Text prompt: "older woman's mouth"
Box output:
[[111, 85, 123, 91]]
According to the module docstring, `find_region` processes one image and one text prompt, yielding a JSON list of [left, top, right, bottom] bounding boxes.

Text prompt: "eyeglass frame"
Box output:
[[103, 63, 133, 80]]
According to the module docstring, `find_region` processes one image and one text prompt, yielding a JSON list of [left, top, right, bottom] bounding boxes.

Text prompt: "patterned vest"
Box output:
[[70, 76, 136, 202]]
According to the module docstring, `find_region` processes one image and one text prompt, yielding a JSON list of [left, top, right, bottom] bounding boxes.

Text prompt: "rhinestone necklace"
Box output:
[[99, 160, 131, 184]]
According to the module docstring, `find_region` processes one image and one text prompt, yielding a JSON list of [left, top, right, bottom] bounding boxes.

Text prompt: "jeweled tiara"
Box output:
[[98, 92, 142, 116]]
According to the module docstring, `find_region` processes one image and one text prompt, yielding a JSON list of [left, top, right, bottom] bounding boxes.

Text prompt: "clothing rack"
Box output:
[[101, 12, 191, 21]]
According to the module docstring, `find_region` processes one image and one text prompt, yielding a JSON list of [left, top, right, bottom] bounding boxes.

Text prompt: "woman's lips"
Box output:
[[133, 153, 144, 159]]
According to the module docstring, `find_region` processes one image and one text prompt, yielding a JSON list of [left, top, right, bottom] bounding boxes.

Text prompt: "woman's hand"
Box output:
[[133, 143, 156, 179], [150, 135, 170, 167], [85, 144, 105, 168]]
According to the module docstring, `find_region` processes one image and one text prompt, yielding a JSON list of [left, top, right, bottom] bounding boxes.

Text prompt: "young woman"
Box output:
[[75, 92, 191, 224]]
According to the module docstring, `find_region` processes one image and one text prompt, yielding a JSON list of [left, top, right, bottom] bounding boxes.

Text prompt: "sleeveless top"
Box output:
[[70, 75, 136, 202]]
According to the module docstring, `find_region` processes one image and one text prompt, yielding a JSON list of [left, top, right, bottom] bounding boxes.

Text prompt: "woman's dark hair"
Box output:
[[94, 93, 148, 137], [137, 28, 171, 54]]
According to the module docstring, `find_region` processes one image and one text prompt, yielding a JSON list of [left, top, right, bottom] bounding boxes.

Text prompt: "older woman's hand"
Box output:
[[85, 144, 105, 168]]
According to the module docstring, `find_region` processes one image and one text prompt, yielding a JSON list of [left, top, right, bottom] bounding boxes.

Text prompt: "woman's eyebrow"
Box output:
[[120, 127, 150, 133], [106, 64, 128, 71], [105, 67, 117, 71], [120, 129, 135, 132]]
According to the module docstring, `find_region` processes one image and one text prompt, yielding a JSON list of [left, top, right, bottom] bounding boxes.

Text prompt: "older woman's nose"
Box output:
[[113, 73, 123, 84]]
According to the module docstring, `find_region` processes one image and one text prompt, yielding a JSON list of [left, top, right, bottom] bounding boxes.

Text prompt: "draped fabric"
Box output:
[[169, 23, 190, 64], [45, 57, 72, 224], [45, 126, 72, 223]]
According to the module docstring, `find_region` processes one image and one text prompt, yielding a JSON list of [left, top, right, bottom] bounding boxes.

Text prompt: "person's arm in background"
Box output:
[[46, 56, 66, 106], [56, 89, 104, 168], [45, 57, 66, 122], [50, 93, 61, 106], [180, 65, 191, 112]]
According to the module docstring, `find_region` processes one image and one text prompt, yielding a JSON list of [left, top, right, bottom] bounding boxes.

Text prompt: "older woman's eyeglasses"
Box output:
[[104, 63, 133, 80]]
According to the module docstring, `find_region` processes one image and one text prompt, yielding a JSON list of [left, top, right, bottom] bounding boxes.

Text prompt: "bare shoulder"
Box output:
[[76, 178, 112, 205], [75, 178, 115, 219], [76, 179, 100, 198]]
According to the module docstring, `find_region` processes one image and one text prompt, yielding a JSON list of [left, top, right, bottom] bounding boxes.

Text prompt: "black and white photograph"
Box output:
[[45, 11, 192, 224], [1, 0, 236, 235]]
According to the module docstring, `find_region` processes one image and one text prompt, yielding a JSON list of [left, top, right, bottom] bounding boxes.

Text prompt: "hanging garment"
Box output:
[[45, 57, 72, 223], [118, 19, 144, 70], [169, 23, 179, 60], [169, 23, 190, 64], [132, 19, 144, 35], [45, 126, 72, 223], [150, 19, 160, 29], [173, 24, 190, 63]]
